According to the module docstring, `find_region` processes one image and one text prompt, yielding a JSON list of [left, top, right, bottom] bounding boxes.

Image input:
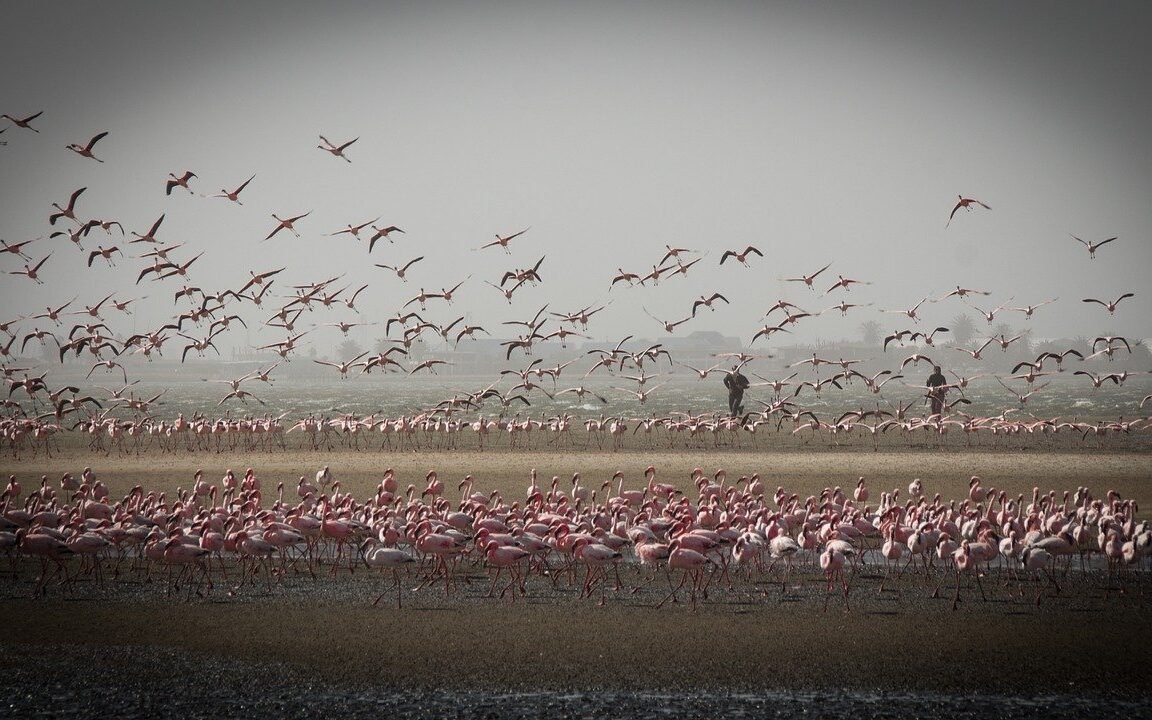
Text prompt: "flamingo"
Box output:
[[368, 225, 405, 251], [1082, 293, 1134, 315], [86, 245, 122, 267], [361, 540, 416, 607], [128, 214, 166, 244], [48, 187, 86, 226], [691, 292, 730, 316], [263, 211, 311, 241], [212, 173, 255, 204], [1009, 298, 1057, 320], [374, 256, 424, 281], [609, 268, 642, 288], [946, 195, 991, 227], [656, 540, 712, 610], [318, 134, 358, 161], [0, 237, 36, 259], [2, 110, 43, 132], [819, 545, 851, 611], [1071, 234, 1117, 259], [480, 227, 530, 253], [328, 217, 379, 239], [782, 262, 832, 289], [66, 131, 109, 162], [165, 170, 197, 195], [9, 253, 52, 283], [719, 245, 763, 266], [642, 307, 692, 334]]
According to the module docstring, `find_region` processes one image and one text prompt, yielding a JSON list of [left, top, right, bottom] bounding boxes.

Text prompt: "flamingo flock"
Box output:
[[0, 110, 1148, 459], [1, 465, 1147, 611]]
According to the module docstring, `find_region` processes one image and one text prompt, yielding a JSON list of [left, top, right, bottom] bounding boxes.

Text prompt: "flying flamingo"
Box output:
[[1071, 234, 1116, 259], [1082, 293, 1134, 315], [368, 225, 405, 252], [328, 217, 378, 238], [719, 245, 763, 266], [2, 110, 43, 132], [318, 134, 358, 161], [374, 256, 424, 281], [946, 195, 991, 227], [643, 307, 692, 334], [0, 238, 36, 259], [480, 227, 530, 253], [66, 131, 109, 162], [81, 218, 125, 236], [1009, 298, 1057, 320], [691, 292, 729, 316], [9, 253, 52, 283], [212, 173, 256, 204], [128, 214, 166, 244], [824, 274, 870, 294], [263, 211, 311, 241], [609, 268, 642, 289], [48, 187, 86, 226], [236, 267, 285, 295], [87, 245, 122, 267], [782, 262, 832, 290], [165, 170, 197, 195]]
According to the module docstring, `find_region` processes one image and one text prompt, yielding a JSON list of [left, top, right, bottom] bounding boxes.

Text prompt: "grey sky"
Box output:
[[2, 1, 1149, 358]]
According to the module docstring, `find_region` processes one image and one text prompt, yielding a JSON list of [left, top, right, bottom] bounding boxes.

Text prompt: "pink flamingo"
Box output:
[[212, 173, 255, 204], [657, 540, 712, 610], [361, 539, 416, 607], [66, 131, 109, 162], [318, 134, 358, 161], [946, 195, 991, 227]]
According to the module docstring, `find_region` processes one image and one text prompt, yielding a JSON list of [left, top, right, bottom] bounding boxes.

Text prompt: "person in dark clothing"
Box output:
[[926, 365, 947, 416], [723, 365, 750, 417]]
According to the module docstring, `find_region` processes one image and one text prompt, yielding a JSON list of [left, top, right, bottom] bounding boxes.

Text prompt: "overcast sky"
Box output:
[[2, 1, 1149, 359]]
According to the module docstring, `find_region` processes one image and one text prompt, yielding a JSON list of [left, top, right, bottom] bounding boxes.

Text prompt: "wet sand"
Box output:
[[2, 442, 1151, 700]]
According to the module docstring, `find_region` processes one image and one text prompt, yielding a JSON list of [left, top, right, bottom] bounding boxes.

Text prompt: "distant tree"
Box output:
[[950, 313, 976, 347], [337, 338, 364, 360], [859, 320, 882, 347]]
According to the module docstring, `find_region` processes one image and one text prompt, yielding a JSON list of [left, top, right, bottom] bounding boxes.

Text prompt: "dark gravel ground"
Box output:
[[2, 556, 1151, 719], [1, 644, 1149, 720]]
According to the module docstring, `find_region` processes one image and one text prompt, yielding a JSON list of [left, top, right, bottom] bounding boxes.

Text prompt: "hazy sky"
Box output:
[[2, 1, 1150, 359]]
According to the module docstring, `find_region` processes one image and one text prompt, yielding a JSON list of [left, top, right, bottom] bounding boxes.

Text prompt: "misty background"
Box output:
[[1, 1, 1149, 415]]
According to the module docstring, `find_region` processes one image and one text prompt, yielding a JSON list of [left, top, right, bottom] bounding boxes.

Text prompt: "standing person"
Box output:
[[723, 365, 750, 417], [926, 365, 948, 416]]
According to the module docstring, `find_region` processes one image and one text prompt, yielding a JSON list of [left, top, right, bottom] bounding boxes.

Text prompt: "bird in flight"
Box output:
[[368, 225, 405, 252], [66, 131, 109, 162], [49, 187, 86, 226], [782, 262, 832, 290], [1082, 293, 1134, 315], [318, 135, 358, 162], [946, 195, 991, 227], [165, 171, 197, 196], [691, 293, 729, 316], [264, 211, 311, 241], [328, 217, 379, 239], [375, 256, 424, 281], [643, 307, 692, 334], [480, 227, 530, 253], [2, 110, 43, 132], [719, 246, 763, 266], [212, 174, 256, 204], [1071, 234, 1117, 260]]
